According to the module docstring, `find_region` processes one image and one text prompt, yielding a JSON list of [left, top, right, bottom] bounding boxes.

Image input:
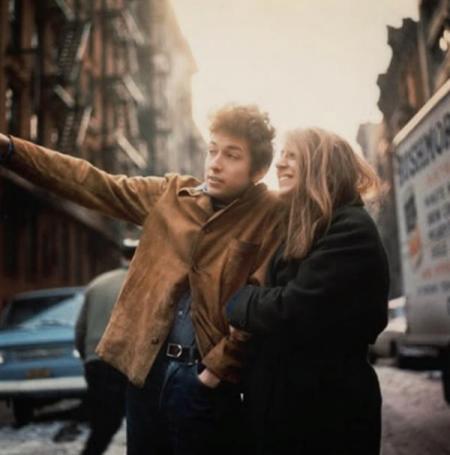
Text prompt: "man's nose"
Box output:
[[209, 152, 223, 170]]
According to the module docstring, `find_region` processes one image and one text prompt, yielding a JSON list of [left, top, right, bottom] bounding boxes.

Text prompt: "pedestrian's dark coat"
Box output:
[[75, 267, 128, 363], [228, 204, 390, 455]]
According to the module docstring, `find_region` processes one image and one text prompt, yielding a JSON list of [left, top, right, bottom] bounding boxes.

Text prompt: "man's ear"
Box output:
[[251, 166, 269, 184]]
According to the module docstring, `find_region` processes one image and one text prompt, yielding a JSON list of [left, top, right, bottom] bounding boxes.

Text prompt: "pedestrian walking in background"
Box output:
[[75, 239, 137, 455], [227, 127, 390, 455]]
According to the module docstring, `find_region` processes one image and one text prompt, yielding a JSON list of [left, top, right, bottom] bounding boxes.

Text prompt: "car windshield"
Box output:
[[388, 306, 405, 319], [1, 293, 84, 329]]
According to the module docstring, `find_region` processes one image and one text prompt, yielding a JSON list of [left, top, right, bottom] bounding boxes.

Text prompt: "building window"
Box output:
[[8, 0, 21, 52], [25, 211, 38, 281], [3, 218, 19, 278], [30, 115, 38, 141], [2, 184, 19, 278], [5, 86, 19, 134], [39, 213, 57, 279], [432, 26, 449, 60]]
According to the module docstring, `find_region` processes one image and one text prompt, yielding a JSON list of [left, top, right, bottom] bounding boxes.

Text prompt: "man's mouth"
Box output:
[[207, 175, 224, 185]]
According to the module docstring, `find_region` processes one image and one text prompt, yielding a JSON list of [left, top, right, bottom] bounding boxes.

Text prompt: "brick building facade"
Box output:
[[357, 0, 450, 297], [0, 0, 205, 304]]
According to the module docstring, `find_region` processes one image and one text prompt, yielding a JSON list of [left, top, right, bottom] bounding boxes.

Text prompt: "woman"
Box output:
[[227, 128, 389, 455]]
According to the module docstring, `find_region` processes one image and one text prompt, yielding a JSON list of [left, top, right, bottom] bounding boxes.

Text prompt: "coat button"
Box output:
[[151, 336, 159, 345]]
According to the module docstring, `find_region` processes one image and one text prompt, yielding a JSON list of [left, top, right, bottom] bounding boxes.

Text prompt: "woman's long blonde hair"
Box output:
[[283, 127, 381, 260]]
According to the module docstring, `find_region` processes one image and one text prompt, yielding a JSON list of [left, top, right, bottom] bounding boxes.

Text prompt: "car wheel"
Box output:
[[12, 399, 34, 426], [390, 340, 398, 358], [395, 341, 412, 369], [396, 351, 410, 369], [368, 351, 377, 364]]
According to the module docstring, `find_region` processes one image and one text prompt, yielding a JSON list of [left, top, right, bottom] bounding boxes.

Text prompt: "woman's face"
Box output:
[[276, 145, 299, 198]]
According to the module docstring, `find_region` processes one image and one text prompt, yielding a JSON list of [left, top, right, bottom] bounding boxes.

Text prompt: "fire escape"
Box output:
[[149, 0, 171, 137], [104, 4, 149, 173], [48, 0, 92, 154]]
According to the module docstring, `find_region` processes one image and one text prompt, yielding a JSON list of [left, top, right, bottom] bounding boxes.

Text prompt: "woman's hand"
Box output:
[[229, 325, 251, 342], [198, 368, 221, 388]]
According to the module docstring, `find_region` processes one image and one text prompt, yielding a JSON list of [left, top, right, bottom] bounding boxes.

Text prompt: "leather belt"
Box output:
[[165, 343, 200, 364]]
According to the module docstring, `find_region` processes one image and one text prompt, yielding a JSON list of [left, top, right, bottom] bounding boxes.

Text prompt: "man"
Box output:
[[75, 239, 137, 455], [0, 104, 282, 454]]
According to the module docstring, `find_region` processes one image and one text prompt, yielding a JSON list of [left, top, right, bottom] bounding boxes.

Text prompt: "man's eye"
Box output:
[[208, 149, 218, 155]]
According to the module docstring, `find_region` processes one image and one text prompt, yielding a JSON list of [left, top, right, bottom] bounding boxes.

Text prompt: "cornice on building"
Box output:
[[378, 19, 418, 117]]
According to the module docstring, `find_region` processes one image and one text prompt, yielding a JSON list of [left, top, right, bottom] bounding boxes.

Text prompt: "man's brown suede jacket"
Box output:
[[5, 137, 283, 386]]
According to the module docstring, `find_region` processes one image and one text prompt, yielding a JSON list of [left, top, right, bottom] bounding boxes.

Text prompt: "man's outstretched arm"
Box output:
[[0, 134, 168, 225]]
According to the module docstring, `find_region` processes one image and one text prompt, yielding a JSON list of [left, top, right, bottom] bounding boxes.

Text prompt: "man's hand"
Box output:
[[197, 326, 251, 389], [198, 368, 221, 389]]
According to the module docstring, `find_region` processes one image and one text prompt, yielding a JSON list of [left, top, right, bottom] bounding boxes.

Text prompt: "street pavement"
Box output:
[[379, 365, 450, 455], [0, 364, 449, 454]]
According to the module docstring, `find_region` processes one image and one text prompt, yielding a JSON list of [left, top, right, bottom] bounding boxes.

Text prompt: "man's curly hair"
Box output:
[[208, 104, 276, 174]]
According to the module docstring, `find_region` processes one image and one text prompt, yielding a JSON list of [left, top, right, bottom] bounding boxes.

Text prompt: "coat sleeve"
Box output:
[[201, 214, 283, 383], [5, 136, 169, 225], [74, 298, 88, 360], [227, 210, 389, 343]]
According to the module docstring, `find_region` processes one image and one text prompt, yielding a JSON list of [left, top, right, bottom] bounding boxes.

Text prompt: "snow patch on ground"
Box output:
[[0, 421, 126, 455]]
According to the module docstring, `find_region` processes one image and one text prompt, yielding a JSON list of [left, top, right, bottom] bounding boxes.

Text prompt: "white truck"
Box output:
[[393, 79, 450, 403]]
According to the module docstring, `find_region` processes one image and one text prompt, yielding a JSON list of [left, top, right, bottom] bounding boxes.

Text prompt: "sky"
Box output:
[[171, 0, 419, 185]]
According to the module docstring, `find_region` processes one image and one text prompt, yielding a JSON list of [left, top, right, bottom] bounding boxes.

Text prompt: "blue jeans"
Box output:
[[126, 353, 244, 455]]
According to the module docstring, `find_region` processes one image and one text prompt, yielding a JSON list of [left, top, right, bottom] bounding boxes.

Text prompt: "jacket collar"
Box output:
[[177, 183, 207, 197], [177, 181, 268, 220], [178, 181, 267, 202]]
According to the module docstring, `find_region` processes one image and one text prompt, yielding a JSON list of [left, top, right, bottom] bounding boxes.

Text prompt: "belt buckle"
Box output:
[[166, 343, 183, 358]]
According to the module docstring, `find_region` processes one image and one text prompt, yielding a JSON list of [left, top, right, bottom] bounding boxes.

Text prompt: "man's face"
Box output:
[[204, 131, 256, 203]]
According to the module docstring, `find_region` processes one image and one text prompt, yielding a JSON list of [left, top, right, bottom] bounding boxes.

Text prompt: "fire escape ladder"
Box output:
[[58, 21, 91, 82], [50, 0, 75, 22], [58, 105, 92, 153]]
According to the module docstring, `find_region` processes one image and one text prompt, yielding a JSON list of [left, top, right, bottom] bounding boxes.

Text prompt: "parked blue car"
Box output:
[[0, 287, 87, 425]]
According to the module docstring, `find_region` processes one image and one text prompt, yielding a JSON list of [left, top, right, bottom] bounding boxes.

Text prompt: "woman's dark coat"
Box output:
[[228, 204, 390, 455]]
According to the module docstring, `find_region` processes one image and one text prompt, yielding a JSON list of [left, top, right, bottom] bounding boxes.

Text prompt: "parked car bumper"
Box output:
[[370, 331, 402, 359], [0, 376, 87, 399], [397, 341, 442, 369]]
